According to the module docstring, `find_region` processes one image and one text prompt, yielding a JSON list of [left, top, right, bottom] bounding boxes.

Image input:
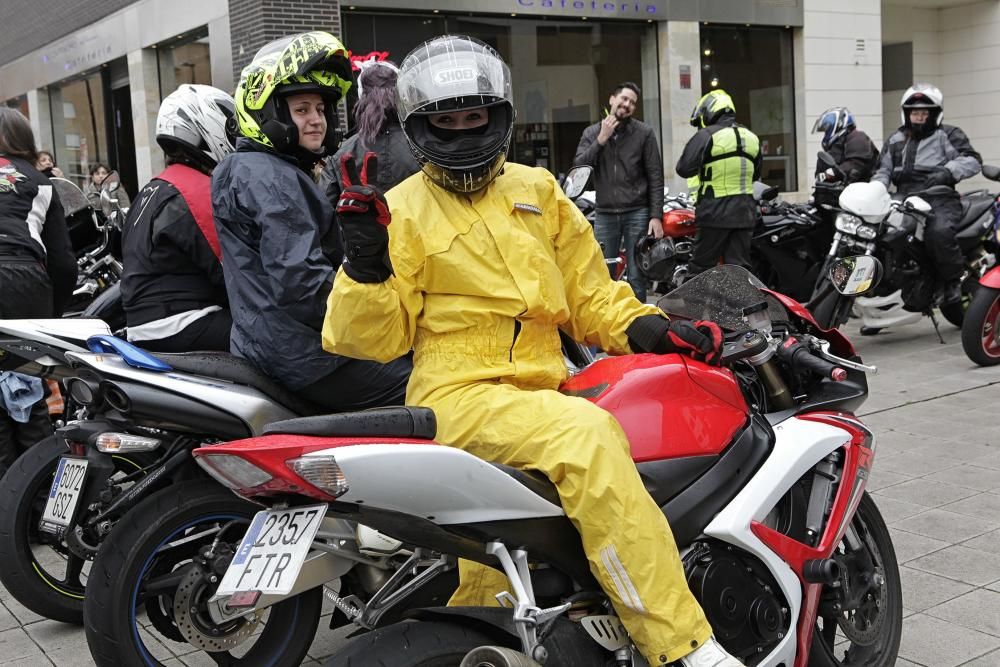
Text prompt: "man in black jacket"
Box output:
[[574, 82, 664, 302], [675, 90, 761, 276], [812, 107, 879, 184]]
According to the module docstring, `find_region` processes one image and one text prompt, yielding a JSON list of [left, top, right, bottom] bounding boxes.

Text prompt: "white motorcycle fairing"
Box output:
[[0, 318, 111, 376], [855, 290, 922, 330], [292, 416, 858, 667]]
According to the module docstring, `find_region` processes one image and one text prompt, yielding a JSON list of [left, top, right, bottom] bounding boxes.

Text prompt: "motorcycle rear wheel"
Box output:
[[809, 493, 902, 667], [0, 435, 146, 624], [330, 620, 495, 666], [84, 479, 322, 667], [961, 286, 1000, 366]]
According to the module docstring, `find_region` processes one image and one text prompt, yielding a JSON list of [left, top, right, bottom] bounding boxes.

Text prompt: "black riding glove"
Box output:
[[336, 152, 393, 284], [626, 314, 724, 365], [923, 167, 956, 188]]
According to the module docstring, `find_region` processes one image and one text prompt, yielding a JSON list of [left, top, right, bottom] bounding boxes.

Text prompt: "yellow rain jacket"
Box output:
[[323, 163, 711, 663]]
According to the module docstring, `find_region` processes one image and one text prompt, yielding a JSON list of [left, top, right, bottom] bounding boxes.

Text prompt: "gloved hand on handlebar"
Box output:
[[923, 167, 956, 188], [625, 314, 724, 365], [336, 152, 394, 284]]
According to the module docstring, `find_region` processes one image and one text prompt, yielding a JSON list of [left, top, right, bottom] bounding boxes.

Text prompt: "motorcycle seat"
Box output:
[[155, 351, 326, 416], [959, 196, 994, 230], [262, 406, 437, 440], [492, 454, 717, 510]]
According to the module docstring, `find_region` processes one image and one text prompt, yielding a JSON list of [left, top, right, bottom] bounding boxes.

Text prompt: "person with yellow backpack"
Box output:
[[675, 90, 761, 276]]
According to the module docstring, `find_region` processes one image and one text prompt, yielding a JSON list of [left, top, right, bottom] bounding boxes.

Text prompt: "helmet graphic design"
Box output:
[[156, 84, 236, 171], [900, 83, 943, 134], [234, 31, 353, 153], [396, 35, 514, 194], [812, 107, 856, 150], [690, 90, 735, 128]]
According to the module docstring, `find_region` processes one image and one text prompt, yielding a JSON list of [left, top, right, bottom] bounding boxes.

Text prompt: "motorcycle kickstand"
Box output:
[[926, 309, 946, 344]]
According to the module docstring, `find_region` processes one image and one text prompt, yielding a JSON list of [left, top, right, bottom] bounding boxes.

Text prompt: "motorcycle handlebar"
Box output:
[[775, 338, 847, 381]]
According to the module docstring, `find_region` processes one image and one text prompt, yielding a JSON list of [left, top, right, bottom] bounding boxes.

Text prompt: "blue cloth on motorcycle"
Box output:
[[0, 371, 44, 423], [86, 334, 173, 372]]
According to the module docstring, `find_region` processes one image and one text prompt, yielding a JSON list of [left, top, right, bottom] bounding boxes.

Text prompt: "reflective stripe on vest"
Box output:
[[699, 125, 759, 199], [156, 164, 221, 260]]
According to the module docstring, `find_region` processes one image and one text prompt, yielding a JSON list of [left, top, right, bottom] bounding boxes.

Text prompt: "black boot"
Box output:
[[942, 279, 962, 306]]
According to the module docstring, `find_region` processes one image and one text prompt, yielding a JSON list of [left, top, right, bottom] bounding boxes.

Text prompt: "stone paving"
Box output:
[[0, 316, 998, 665]]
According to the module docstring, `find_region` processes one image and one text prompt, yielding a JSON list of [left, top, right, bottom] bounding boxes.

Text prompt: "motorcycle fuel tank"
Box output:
[[560, 354, 748, 462]]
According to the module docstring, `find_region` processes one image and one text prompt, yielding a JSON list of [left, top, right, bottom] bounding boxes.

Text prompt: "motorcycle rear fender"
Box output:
[[980, 265, 1000, 289]]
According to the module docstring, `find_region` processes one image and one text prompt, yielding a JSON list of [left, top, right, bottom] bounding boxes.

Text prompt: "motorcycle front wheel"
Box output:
[[84, 479, 322, 667], [809, 493, 902, 667], [0, 435, 147, 624], [961, 286, 1000, 366]]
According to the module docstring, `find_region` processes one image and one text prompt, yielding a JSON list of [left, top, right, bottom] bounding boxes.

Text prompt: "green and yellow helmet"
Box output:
[[234, 31, 354, 153], [690, 90, 736, 128]]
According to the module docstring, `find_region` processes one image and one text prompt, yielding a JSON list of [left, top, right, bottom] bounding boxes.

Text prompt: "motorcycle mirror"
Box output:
[[562, 166, 593, 200], [817, 151, 837, 169], [829, 255, 883, 296], [99, 188, 118, 218], [50, 177, 91, 217], [101, 170, 121, 193], [980, 164, 1000, 182]]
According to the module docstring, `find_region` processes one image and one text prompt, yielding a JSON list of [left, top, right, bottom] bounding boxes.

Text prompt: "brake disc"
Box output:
[[172, 565, 263, 652], [837, 568, 887, 645]]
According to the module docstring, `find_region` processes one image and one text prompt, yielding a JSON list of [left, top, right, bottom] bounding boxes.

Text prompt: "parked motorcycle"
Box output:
[[752, 181, 840, 303], [809, 153, 999, 334], [53, 172, 126, 330], [960, 165, 1000, 364], [187, 259, 899, 667], [0, 332, 338, 626]]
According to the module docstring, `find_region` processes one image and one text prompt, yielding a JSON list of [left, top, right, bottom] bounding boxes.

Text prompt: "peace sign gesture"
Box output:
[[336, 152, 394, 283]]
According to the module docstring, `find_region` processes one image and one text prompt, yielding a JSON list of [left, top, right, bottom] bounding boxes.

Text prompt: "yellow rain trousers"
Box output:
[[323, 163, 712, 664]]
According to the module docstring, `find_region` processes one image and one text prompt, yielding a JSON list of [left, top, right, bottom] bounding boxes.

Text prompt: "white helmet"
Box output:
[[900, 83, 943, 132], [156, 84, 236, 170]]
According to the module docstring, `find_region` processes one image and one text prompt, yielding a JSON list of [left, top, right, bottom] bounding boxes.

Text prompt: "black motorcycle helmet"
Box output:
[[635, 235, 677, 283]]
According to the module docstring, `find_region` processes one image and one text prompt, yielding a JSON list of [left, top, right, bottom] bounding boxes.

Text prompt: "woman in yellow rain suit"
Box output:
[[322, 35, 740, 667]]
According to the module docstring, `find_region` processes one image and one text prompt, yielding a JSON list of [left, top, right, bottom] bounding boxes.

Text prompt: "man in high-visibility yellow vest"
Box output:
[[675, 90, 760, 276]]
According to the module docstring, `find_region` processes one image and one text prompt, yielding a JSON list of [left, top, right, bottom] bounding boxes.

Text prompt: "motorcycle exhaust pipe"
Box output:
[[461, 646, 542, 667], [803, 558, 841, 586]]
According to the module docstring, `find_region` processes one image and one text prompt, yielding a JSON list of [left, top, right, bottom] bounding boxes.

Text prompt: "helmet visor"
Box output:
[[397, 36, 512, 121]]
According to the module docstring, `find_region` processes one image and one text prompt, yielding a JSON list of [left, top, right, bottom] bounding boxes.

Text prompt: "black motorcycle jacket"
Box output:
[[0, 155, 77, 314], [873, 124, 982, 196], [574, 117, 664, 220], [121, 167, 227, 328], [212, 139, 347, 391], [319, 120, 420, 205], [816, 128, 879, 183]]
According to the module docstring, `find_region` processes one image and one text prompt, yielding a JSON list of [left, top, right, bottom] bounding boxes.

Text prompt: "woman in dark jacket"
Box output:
[[320, 60, 421, 204], [211, 32, 409, 411], [0, 108, 77, 473]]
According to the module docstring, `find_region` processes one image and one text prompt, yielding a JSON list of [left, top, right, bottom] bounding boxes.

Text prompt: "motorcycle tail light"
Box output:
[[287, 456, 348, 498], [195, 453, 272, 489], [95, 432, 161, 453]]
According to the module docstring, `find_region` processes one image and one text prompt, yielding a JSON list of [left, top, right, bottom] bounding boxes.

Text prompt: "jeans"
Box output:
[[594, 209, 649, 302]]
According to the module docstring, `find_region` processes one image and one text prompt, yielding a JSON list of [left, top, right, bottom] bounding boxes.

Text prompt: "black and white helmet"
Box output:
[[396, 35, 514, 194], [156, 84, 236, 170], [900, 83, 943, 131]]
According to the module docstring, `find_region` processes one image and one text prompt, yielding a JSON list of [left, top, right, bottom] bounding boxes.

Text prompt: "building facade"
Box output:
[[1, 0, 996, 197]]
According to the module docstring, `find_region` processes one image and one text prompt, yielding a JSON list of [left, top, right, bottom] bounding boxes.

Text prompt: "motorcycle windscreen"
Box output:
[[655, 264, 789, 331]]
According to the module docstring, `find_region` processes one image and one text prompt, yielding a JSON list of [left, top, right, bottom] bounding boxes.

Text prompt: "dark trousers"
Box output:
[[688, 226, 753, 276], [0, 261, 55, 476], [925, 197, 964, 282], [136, 309, 233, 353], [298, 355, 412, 412]]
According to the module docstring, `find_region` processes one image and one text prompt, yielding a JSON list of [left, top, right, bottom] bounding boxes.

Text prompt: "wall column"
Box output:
[[128, 47, 162, 186], [658, 21, 701, 194]]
